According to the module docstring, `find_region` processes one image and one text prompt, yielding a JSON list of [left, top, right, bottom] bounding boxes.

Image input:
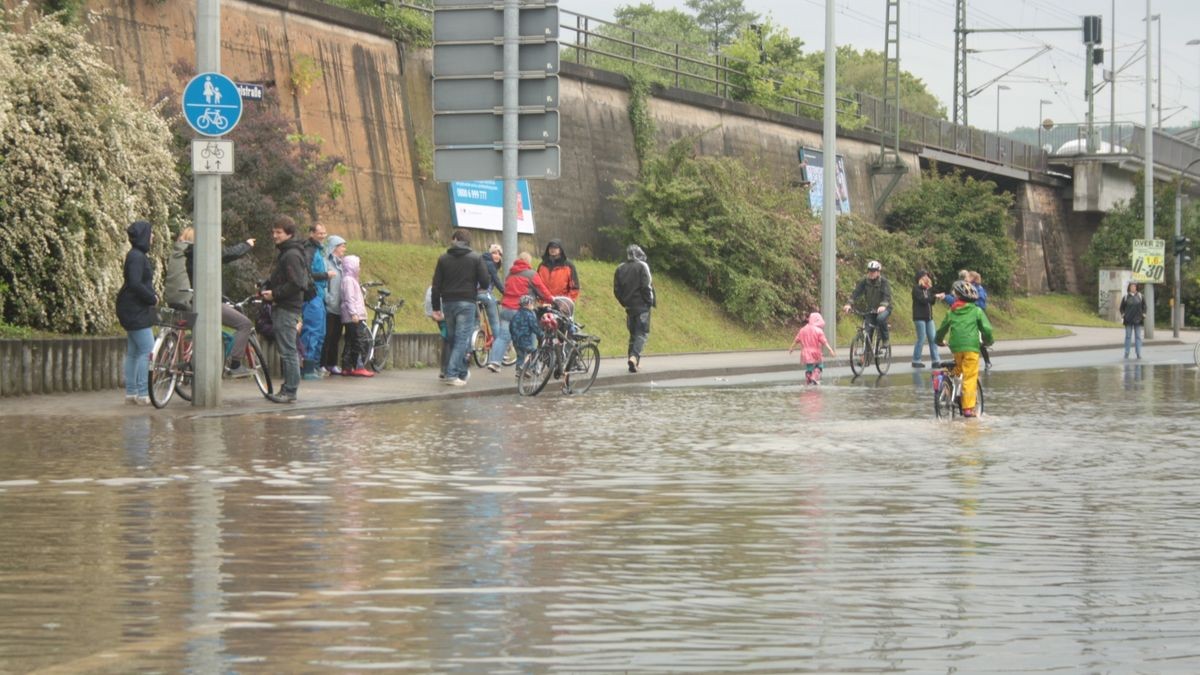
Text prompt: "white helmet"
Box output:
[[866, 260, 882, 271]]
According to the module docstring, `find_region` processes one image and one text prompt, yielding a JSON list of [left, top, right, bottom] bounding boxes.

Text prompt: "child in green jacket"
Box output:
[[935, 280, 995, 417]]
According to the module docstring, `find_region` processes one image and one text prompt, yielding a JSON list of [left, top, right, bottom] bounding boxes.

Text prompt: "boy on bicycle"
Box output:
[[935, 280, 994, 418]]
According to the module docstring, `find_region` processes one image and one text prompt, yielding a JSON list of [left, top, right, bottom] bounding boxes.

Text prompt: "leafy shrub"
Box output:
[[0, 11, 180, 333]]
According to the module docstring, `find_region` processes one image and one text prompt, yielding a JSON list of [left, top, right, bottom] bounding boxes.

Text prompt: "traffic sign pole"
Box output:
[[502, 0, 519, 270], [194, 0, 223, 407]]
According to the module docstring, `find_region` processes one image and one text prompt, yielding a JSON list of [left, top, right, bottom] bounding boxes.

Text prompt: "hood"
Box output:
[[446, 241, 473, 257], [542, 239, 568, 266], [914, 269, 929, 283], [325, 235, 346, 253], [276, 236, 304, 254], [950, 299, 972, 311], [171, 240, 190, 254], [627, 244, 646, 263], [508, 258, 532, 274], [127, 220, 153, 253], [342, 255, 361, 279], [806, 312, 825, 329]]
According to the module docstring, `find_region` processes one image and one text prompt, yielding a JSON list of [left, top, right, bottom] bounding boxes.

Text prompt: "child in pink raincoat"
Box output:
[[788, 312, 837, 384]]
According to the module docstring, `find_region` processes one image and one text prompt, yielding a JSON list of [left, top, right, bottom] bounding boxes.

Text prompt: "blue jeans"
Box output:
[[443, 300, 476, 380], [489, 306, 517, 366], [477, 292, 500, 363], [1124, 323, 1143, 358], [626, 309, 651, 359], [124, 327, 154, 396], [912, 318, 940, 364], [273, 306, 302, 395]]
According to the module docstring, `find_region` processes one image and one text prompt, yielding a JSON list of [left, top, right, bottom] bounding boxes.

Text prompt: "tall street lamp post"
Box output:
[[1039, 99, 1053, 149], [996, 84, 1010, 135], [1188, 38, 1200, 129]]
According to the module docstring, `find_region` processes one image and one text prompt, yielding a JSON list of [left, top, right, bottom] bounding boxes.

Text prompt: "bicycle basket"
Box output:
[[155, 307, 197, 328]]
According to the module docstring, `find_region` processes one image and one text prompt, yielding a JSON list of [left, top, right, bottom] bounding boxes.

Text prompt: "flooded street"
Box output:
[[2, 363, 1200, 673]]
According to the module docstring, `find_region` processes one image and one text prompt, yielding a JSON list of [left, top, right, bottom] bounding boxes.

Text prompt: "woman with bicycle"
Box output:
[[479, 244, 505, 371], [934, 280, 994, 418], [116, 220, 159, 405]]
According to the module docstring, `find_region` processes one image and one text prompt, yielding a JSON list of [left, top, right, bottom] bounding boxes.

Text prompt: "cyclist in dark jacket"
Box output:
[[842, 260, 893, 345], [116, 220, 159, 405], [261, 216, 309, 402], [613, 244, 656, 373]]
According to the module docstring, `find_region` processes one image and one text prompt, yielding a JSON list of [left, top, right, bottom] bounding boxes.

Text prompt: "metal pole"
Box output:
[[1145, 0, 1156, 338], [1086, 40, 1096, 153], [1174, 156, 1200, 337], [1110, 0, 1116, 146], [996, 85, 1008, 134], [821, 0, 837, 347], [193, 0, 222, 407], [1156, 15, 1162, 129], [502, 0, 518, 271]]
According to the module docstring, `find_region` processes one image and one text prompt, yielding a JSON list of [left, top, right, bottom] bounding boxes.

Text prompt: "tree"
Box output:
[[0, 11, 181, 333], [685, 0, 758, 50], [800, 46, 947, 120], [884, 169, 1018, 296]]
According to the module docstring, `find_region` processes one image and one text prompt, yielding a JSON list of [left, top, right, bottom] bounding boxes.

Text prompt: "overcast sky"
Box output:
[[563, 0, 1200, 135]]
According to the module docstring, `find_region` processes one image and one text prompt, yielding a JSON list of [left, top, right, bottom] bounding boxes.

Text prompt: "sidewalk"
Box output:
[[0, 326, 1187, 419]]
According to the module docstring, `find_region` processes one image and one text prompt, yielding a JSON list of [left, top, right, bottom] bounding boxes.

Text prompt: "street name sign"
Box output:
[[182, 72, 243, 137], [191, 139, 235, 175]]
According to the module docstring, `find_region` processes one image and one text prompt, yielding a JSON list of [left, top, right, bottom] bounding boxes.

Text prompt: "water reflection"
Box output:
[[2, 364, 1200, 672]]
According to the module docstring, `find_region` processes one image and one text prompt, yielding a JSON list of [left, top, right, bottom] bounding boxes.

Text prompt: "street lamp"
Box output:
[[1038, 99, 1053, 149], [1188, 38, 1200, 131], [1153, 14, 1162, 129], [996, 84, 1010, 135]]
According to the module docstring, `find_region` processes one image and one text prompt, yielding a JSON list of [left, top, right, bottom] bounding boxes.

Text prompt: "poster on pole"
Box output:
[[448, 180, 536, 234], [1130, 239, 1165, 284], [799, 148, 851, 215]]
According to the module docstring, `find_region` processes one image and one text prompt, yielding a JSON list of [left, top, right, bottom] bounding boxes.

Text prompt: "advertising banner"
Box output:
[[800, 148, 851, 215], [1130, 239, 1165, 284], [448, 180, 536, 234]]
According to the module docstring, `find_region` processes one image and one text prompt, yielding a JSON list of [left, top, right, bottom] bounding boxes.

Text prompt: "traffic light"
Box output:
[[1082, 15, 1102, 44], [1177, 235, 1193, 265]]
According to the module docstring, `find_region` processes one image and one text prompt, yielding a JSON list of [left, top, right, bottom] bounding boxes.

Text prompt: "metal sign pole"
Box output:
[[502, 0, 519, 268], [821, 0, 837, 347], [194, 0, 222, 407], [1144, 0, 1155, 339]]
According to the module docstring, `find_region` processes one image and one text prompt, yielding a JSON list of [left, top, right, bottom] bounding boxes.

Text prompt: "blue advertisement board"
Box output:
[[799, 148, 851, 215], [448, 180, 536, 234]]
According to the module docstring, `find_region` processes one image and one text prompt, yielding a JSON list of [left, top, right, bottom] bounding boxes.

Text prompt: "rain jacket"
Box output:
[[115, 220, 158, 330], [500, 258, 553, 310], [935, 299, 994, 354], [265, 236, 308, 311], [613, 244, 655, 312], [430, 241, 488, 311], [537, 239, 580, 301], [509, 307, 543, 351], [1119, 287, 1145, 326], [794, 312, 832, 365], [340, 255, 367, 323], [849, 275, 892, 311], [324, 236, 346, 315]]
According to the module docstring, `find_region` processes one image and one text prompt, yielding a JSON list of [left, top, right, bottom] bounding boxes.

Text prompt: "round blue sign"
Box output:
[[181, 72, 243, 137]]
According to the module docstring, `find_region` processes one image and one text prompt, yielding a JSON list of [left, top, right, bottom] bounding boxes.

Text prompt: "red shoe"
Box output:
[[351, 368, 375, 377], [962, 408, 976, 418]]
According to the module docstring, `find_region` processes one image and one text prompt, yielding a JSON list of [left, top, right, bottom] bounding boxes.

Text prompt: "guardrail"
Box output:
[[0, 334, 444, 398]]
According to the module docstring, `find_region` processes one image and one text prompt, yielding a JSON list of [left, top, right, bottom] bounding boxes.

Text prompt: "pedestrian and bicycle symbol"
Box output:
[[182, 72, 243, 137]]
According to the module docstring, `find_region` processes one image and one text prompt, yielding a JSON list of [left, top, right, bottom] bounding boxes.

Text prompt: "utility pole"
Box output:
[[952, 0, 968, 126], [193, 0, 222, 407], [1145, 0, 1156, 338], [1110, 0, 1116, 146], [821, 0, 837, 347]]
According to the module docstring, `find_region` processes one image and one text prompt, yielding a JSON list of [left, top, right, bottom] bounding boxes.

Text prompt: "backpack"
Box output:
[[255, 302, 275, 340], [302, 274, 318, 302]]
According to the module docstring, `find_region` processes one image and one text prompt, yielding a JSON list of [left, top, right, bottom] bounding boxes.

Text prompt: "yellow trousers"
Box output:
[[953, 351, 981, 411]]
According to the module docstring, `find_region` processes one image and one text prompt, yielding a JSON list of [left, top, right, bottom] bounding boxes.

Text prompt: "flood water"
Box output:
[[2, 363, 1200, 673]]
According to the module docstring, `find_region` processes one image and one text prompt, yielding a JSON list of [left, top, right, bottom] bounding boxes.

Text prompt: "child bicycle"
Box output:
[[360, 281, 403, 372], [932, 359, 984, 420], [849, 310, 892, 376], [470, 297, 517, 369]]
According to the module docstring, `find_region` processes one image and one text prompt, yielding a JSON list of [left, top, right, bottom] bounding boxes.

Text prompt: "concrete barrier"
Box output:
[[0, 333, 442, 398]]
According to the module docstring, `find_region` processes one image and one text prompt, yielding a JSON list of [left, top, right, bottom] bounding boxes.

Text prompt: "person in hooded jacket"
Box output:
[[321, 235, 347, 374], [788, 311, 837, 384], [490, 251, 553, 371], [430, 229, 489, 386], [613, 244, 656, 373], [910, 269, 942, 368], [260, 216, 309, 403], [1120, 280, 1146, 359], [300, 223, 330, 379], [339, 254, 374, 377], [537, 239, 580, 301], [116, 220, 159, 405], [935, 280, 994, 418]]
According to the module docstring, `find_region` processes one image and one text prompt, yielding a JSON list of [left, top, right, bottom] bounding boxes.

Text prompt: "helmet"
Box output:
[[866, 260, 882, 271], [952, 279, 978, 301], [539, 312, 559, 331]]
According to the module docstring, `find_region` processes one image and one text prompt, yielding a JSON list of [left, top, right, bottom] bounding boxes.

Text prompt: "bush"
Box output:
[[0, 11, 181, 333]]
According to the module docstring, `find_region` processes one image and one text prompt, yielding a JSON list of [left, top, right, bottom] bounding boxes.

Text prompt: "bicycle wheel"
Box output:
[[471, 326, 489, 367], [933, 375, 956, 420], [369, 317, 393, 372], [563, 343, 600, 395], [246, 338, 274, 398], [875, 340, 892, 375], [849, 332, 869, 376], [175, 337, 194, 401], [149, 332, 179, 408], [1194, 341, 1200, 367], [517, 346, 555, 396]]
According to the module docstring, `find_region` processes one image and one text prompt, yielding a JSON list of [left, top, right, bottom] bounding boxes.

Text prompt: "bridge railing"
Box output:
[[1037, 122, 1200, 176]]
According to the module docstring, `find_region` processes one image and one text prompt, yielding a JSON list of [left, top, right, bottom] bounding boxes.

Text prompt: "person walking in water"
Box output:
[[789, 311, 836, 385]]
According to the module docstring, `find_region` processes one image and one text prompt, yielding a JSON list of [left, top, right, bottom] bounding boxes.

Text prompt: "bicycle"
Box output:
[[1193, 340, 1199, 367], [932, 359, 985, 420], [517, 307, 601, 396], [148, 295, 274, 408], [470, 297, 517, 368], [361, 281, 404, 372], [848, 310, 892, 376]]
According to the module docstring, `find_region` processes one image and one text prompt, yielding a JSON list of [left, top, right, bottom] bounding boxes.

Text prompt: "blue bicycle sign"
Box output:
[[182, 72, 243, 137]]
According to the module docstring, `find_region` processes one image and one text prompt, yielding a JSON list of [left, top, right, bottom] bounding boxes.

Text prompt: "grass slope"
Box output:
[[350, 241, 1119, 357]]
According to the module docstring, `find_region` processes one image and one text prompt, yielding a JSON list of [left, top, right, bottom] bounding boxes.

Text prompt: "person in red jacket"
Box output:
[[536, 239, 580, 301], [490, 252, 553, 369]]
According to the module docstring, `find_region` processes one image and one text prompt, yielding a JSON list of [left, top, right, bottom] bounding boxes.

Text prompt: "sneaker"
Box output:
[[301, 371, 321, 381], [486, 362, 501, 373], [984, 362, 992, 371], [330, 366, 342, 376], [228, 366, 253, 379], [911, 362, 924, 368], [135, 395, 151, 406], [125, 395, 139, 405], [445, 378, 466, 386], [267, 392, 296, 404], [627, 357, 638, 373], [351, 368, 375, 377]]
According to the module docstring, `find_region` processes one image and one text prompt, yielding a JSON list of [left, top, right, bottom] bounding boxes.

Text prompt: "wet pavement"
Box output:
[[2, 328, 1200, 672]]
